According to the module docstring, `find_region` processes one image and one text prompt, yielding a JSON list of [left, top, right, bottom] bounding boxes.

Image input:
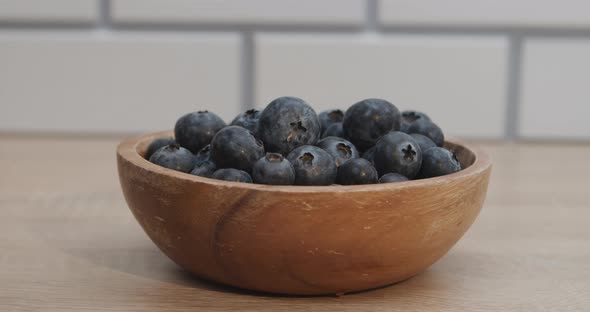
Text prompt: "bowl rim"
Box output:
[[117, 130, 492, 194]]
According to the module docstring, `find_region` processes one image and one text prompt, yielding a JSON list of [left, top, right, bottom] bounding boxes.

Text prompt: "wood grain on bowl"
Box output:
[[117, 130, 492, 295]]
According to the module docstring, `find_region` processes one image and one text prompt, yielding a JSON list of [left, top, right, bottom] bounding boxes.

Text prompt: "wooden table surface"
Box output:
[[1, 136, 588, 312]]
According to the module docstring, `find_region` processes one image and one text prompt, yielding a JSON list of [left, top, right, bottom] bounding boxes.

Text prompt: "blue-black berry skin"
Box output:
[[321, 122, 345, 139], [258, 96, 321, 155], [419, 147, 461, 178], [210, 126, 264, 173], [407, 119, 444, 147], [373, 132, 422, 178], [318, 109, 344, 133], [286, 145, 337, 186], [336, 158, 378, 185], [379, 173, 409, 184], [190, 159, 216, 178], [149, 144, 195, 173], [409, 133, 437, 153], [211, 168, 253, 183], [316, 136, 359, 167], [361, 145, 376, 165], [145, 138, 176, 160], [400, 110, 430, 133], [342, 98, 401, 151], [195, 144, 212, 163], [174, 111, 226, 153], [252, 153, 295, 185], [230, 109, 261, 137]]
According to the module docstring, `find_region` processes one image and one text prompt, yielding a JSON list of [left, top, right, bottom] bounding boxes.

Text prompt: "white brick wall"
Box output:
[[256, 34, 507, 138], [0, 0, 589, 140], [520, 39, 590, 139], [0, 0, 97, 24], [112, 0, 365, 26], [379, 0, 590, 28], [0, 32, 241, 133]]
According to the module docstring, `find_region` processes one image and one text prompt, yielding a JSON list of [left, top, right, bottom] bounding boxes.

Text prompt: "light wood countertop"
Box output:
[[1, 136, 588, 311]]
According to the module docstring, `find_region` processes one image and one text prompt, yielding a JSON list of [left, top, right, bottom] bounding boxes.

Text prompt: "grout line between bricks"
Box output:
[[241, 32, 256, 112], [365, 0, 379, 33], [5, 21, 590, 38], [505, 34, 524, 140], [98, 0, 111, 30]]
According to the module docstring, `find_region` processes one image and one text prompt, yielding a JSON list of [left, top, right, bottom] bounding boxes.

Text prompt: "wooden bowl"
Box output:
[[117, 130, 492, 295]]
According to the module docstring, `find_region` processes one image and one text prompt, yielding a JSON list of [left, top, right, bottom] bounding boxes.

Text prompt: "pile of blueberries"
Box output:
[[146, 96, 461, 185]]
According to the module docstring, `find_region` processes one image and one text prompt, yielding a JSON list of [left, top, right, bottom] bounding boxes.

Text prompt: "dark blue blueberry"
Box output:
[[373, 132, 422, 178], [400, 110, 431, 133], [145, 138, 176, 160], [343, 98, 401, 151], [211, 168, 253, 183], [258, 97, 321, 155], [409, 133, 437, 152], [318, 109, 344, 133], [149, 143, 195, 173], [361, 145, 376, 165], [379, 173, 409, 184], [419, 147, 461, 178], [336, 158, 378, 185], [286, 145, 337, 186], [407, 119, 444, 147], [195, 144, 211, 163], [252, 153, 295, 185], [210, 126, 264, 173], [321, 122, 345, 139], [174, 110, 226, 153], [403, 110, 430, 122], [316, 136, 359, 167], [230, 109, 261, 137], [190, 159, 216, 178]]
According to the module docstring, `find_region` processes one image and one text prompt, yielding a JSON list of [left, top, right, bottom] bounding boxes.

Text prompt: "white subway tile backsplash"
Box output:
[[112, 0, 365, 26], [0, 0, 97, 24], [0, 32, 241, 133], [379, 0, 590, 28], [0, 0, 584, 140], [256, 34, 508, 138], [520, 39, 590, 139]]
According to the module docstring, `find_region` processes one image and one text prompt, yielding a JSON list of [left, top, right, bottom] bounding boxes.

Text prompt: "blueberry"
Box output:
[[318, 109, 344, 133], [230, 109, 261, 137], [174, 111, 226, 153], [403, 110, 430, 122], [336, 158, 378, 185], [286, 145, 337, 186], [211, 168, 253, 183], [149, 143, 195, 173], [361, 145, 376, 164], [379, 173, 409, 184], [343, 99, 401, 151], [195, 144, 212, 163], [400, 110, 430, 133], [252, 153, 295, 185], [258, 96, 321, 155], [407, 119, 444, 147], [316, 136, 359, 167], [190, 159, 216, 177], [373, 132, 422, 178], [145, 138, 176, 160], [321, 122, 345, 139], [419, 147, 461, 178], [210, 126, 264, 173], [409, 133, 436, 152]]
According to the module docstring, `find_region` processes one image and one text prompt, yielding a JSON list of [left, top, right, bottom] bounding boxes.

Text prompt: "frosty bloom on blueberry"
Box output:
[[258, 96, 321, 156], [147, 96, 463, 185]]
